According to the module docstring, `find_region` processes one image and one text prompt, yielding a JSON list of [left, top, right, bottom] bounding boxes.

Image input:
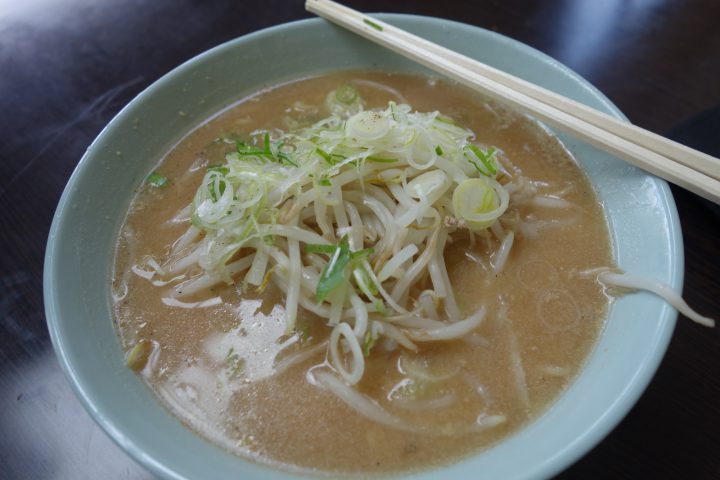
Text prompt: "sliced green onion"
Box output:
[[316, 236, 352, 303], [236, 139, 271, 159], [346, 111, 390, 140], [312, 238, 375, 303], [452, 177, 509, 231], [326, 84, 363, 118], [236, 149, 267, 157], [374, 299, 386, 314], [298, 323, 311, 342], [277, 151, 298, 167], [263, 133, 271, 154], [435, 114, 455, 125], [464, 145, 498, 176], [225, 348, 245, 378], [207, 165, 229, 175], [389, 101, 399, 121], [207, 175, 227, 201], [305, 243, 337, 255], [435, 145, 444, 156], [236, 142, 268, 157], [316, 147, 336, 165], [367, 156, 397, 163], [335, 84, 359, 104], [362, 330, 377, 357], [406, 170, 450, 199], [350, 247, 375, 261], [146, 172, 168, 188]]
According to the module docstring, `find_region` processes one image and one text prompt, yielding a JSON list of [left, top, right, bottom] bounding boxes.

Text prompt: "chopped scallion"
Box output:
[[316, 236, 352, 303], [146, 172, 169, 188], [374, 300, 386, 314], [207, 165, 229, 175], [305, 243, 338, 255], [335, 84, 359, 104], [277, 151, 298, 167], [225, 348, 245, 379], [316, 147, 336, 165], [367, 156, 397, 163], [312, 237, 375, 303], [464, 145, 498, 176], [298, 324, 311, 342], [263, 133, 271, 154], [207, 177, 227, 201], [350, 247, 374, 261], [435, 115, 455, 125]]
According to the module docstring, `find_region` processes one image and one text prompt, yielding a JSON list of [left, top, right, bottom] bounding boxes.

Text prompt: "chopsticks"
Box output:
[[306, 0, 720, 204]]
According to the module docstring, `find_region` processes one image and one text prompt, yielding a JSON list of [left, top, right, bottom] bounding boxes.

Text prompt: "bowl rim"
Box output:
[[44, 13, 681, 480]]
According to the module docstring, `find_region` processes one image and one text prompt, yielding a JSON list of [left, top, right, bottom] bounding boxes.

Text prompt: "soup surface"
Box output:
[[113, 71, 613, 476]]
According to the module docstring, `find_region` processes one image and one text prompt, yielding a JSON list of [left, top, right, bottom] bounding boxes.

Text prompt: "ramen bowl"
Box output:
[[44, 14, 680, 479]]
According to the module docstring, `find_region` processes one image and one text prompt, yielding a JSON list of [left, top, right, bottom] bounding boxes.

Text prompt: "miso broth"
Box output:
[[112, 71, 613, 476]]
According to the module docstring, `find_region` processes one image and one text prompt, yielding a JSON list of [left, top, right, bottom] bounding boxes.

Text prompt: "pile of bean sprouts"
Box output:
[[159, 86, 518, 385]]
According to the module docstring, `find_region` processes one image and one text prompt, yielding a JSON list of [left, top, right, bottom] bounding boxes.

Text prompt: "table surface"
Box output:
[[1, 0, 718, 478]]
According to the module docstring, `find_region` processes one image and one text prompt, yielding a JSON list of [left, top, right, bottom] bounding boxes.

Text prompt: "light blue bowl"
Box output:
[[44, 14, 680, 479]]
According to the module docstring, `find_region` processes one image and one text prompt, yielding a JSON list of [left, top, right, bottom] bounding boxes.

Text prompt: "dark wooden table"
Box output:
[[1, 1, 718, 478]]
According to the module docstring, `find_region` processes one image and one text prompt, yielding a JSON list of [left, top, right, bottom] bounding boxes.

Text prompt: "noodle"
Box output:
[[599, 272, 714, 327], [311, 370, 419, 433]]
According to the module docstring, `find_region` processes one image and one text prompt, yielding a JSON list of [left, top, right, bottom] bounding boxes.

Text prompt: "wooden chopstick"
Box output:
[[306, 0, 720, 204]]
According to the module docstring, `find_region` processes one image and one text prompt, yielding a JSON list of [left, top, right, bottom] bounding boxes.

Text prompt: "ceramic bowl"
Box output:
[[44, 14, 680, 479]]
